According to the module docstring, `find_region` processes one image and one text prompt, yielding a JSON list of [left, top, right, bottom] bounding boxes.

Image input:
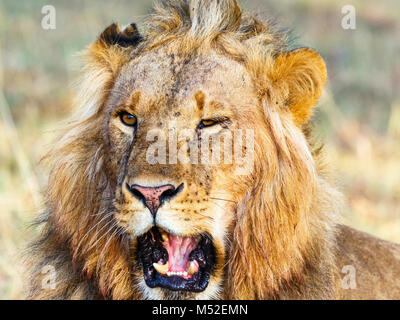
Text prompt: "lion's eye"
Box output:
[[120, 112, 137, 127], [199, 119, 218, 128]]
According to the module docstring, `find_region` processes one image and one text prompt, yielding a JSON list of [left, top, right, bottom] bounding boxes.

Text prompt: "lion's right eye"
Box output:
[[120, 112, 137, 127]]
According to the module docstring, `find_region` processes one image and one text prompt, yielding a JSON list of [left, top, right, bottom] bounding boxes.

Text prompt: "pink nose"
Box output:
[[129, 184, 178, 216]]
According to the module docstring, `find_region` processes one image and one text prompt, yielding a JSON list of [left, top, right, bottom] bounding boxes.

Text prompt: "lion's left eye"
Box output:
[[199, 119, 218, 128], [120, 112, 137, 127]]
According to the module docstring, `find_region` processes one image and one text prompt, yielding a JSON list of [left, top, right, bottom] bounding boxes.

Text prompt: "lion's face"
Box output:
[[105, 48, 260, 299]]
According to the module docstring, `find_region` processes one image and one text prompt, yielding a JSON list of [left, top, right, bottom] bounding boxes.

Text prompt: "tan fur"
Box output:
[[27, 0, 400, 300]]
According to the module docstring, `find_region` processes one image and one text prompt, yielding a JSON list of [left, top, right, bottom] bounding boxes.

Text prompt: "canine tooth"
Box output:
[[183, 271, 188, 277], [153, 262, 169, 275], [161, 233, 168, 242], [188, 261, 197, 275], [167, 272, 171, 276], [160, 229, 169, 242]]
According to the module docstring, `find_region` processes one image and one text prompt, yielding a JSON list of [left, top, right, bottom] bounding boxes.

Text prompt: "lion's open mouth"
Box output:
[[137, 227, 215, 292]]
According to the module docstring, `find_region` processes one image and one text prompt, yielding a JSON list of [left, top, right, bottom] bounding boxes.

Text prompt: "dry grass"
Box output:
[[0, 0, 399, 299]]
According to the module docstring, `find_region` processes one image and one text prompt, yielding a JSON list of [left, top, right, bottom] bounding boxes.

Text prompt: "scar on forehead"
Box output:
[[194, 91, 206, 111], [209, 100, 224, 109], [127, 91, 141, 109]]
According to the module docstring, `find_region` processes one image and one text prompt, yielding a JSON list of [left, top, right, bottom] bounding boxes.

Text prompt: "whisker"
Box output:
[[87, 217, 116, 248], [76, 212, 114, 250], [93, 212, 114, 233], [209, 199, 228, 212], [210, 197, 236, 204], [91, 208, 114, 217], [98, 226, 123, 264], [88, 220, 118, 251], [195, 213, 215, 222]]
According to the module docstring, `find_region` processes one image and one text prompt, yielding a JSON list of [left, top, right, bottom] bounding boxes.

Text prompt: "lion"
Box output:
[[27, 0, 400, 300]]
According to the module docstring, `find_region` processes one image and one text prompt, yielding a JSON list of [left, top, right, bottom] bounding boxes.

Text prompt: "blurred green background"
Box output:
[[0, 0, 399, 299]]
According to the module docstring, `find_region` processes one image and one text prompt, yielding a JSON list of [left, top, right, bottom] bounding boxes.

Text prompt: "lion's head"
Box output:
[[29, 0, 339, 300]]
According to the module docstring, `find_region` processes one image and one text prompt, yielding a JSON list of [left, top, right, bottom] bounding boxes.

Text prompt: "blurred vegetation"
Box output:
[[0, 0, 399, 299]]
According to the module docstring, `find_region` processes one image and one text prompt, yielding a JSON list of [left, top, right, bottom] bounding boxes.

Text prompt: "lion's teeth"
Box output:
[[153, 262, 169, 275], [188, 261, 197, 275], [165, 271, 187, 277], [160, 230, 169, 242]]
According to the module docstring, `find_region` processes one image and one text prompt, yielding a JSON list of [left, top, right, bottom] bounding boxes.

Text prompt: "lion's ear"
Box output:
[[88, 23, 143, 75], [73, 24, 142, 119], [97, 23, 142, 48], [270, 48, 327, 125]]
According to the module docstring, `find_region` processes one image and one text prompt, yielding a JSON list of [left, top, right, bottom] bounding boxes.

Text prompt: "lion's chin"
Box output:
[[137, 227, 216, 292]]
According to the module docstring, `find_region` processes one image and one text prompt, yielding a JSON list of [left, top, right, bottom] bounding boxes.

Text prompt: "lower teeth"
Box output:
[[152, 260, 197, 277], [167, 271, 188, 277]]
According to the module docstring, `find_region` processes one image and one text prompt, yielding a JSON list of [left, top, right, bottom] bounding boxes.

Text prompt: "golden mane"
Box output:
[[27, 0, 342, 300]]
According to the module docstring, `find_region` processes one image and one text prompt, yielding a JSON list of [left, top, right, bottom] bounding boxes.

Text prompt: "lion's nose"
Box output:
[[127, 183, 183, 217]]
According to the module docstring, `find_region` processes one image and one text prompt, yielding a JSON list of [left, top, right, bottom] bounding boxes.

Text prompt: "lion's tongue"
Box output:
[[163, 234, 198, 272]]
